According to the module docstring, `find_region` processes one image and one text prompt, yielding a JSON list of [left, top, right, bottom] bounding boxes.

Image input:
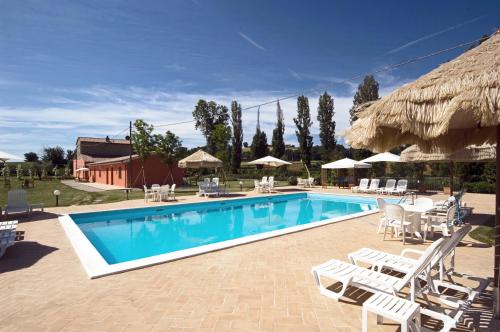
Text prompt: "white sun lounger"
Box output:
[[352, 178, 369, 193], [388, 179, 408, 195], [312, 238, 444, 302], [0, 228, 16, 258], [4, 190, 33, 216], [349, 225, 471, 282], [376, 179, 396, 195], [362, 179, 380, 193]]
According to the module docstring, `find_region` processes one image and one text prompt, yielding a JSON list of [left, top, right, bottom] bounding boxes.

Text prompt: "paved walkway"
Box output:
[[0, 188, 497, 331], [61, 180, 124, 192]]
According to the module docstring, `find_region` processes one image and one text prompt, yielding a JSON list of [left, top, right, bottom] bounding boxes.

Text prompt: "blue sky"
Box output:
[[0, 0, 499, 157]]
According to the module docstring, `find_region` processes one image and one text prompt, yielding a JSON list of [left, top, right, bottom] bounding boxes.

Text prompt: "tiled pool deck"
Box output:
[[0, 187, 497, 331]]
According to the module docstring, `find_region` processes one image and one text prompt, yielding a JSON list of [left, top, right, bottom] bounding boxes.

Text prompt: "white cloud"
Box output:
[[238, 32, 266, 51], [0, 71, 411, 156]]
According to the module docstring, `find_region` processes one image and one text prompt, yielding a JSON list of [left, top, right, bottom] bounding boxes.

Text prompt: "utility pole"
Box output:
[[129, 121, 133, 188]]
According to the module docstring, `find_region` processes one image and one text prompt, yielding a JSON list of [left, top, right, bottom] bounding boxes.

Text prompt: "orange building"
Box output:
[[73, 137, 184, 188]]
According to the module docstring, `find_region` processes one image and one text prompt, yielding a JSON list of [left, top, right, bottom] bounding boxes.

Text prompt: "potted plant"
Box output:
[[442, 178, 451, 195]]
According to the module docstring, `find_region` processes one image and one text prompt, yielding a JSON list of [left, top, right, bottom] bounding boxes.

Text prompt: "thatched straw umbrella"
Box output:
[[178, 150, 223, 169], [401, 144, 496, 194], [345, 30, 500, 298]]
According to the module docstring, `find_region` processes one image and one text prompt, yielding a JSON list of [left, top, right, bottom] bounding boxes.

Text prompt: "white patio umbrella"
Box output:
[[360, 152, 401, 163], [248, 156, 291, 167], [322, 158, 371, 187], [321, 158, 371, 169], [0, 151, 23, 162]]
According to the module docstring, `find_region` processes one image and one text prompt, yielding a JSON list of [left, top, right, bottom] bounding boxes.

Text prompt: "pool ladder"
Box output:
[[398, 192, 417, 205]]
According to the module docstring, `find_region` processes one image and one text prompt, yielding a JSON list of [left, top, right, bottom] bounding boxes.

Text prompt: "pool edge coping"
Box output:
[[58, 192, 380, 279]]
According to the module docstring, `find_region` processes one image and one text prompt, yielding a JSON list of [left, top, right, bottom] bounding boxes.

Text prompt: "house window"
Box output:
[[118, 167, 122, 179]]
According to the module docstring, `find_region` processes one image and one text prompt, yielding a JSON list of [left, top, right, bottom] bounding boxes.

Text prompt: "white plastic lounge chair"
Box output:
[[312, 237, 445, 302], [0, 220, 18, 232], [308, 177, 315, 187], [376, 179, 396, 195], [261, 176, 268, 183], [349, 225, 471, 282], [389, 179, 408, 195], [352, 178, 369, 193], [365, 179, 380, 193], [254, 180, 263, 192], [4, 190, 30, 216], [204, 182, 220, 198], [425, 205, 456, 241], [212, 177, 219, 186], [383, 203, 413, 245], [0, 229, 16, 259]]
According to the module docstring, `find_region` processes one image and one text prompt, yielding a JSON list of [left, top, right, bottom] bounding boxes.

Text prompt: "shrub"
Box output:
[[463, 181, 495, 194], [288, 176, 297, 186]]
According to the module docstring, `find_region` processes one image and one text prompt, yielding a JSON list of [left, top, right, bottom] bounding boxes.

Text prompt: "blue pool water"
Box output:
[[71, 193, 379, 264]]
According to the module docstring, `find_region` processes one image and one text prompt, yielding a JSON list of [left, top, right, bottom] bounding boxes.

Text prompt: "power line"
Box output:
[[151, 35, 483, 125]]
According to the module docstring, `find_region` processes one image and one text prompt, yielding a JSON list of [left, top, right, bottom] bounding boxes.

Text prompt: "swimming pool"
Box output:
[[60, 193, 381, 278]]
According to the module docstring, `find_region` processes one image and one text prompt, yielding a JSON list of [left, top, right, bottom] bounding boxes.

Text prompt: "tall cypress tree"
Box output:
[[230, 101, 243, 173], [349, 75, 379, 124], [293, 95, 313, 167], [317, 91, 336, 160], [251, 107, 268, 160], [271, 100, 286, 158]]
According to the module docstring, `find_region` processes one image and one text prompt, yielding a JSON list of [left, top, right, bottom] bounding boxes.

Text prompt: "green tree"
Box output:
[[317, 91, 336, 160], [210, 124, 232, 166], [42, 146, 66, 166], [192, 99, 229, 153], [155, 130, 183, 183], [272, 100, 286, 158], [293, 95, 313, 166], [24, 152, 39, 162], [251, 130, 268, 161], [230, 101, 243, 173], [132, 119, 155, 185], [349, 75, 379, 124]]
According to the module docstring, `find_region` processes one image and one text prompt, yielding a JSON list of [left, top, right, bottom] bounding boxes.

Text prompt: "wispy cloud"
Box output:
[[386, 15, 486, 54], [238, 32, 266, 51], [288, 68, 302, 81]]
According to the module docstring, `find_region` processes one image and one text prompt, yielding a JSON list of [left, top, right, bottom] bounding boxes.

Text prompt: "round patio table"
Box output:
[[399, 203, 434, 241]]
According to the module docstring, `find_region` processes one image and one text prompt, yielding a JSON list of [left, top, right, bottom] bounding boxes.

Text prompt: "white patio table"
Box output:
[[399, 203, 434, 241]]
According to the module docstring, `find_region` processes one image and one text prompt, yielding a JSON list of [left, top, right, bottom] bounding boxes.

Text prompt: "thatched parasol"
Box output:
[[401, 144, 495, 163], [401, 144, 496, 194], [177, 150, 223, 169], [345, 31, 500, 296], [345, 32, 500, 153]]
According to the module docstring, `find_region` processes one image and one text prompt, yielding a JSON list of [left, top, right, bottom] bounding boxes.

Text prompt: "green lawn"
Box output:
[[469, 225, 494, 246], [0, 178, 276, 208]]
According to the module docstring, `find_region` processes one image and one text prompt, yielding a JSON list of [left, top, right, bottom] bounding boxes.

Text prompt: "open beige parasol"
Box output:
[[345, 31, 500, 296], [177, 150, 223, 169]]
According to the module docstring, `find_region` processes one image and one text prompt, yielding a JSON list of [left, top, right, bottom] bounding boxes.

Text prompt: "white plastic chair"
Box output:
[[143, 185, 155, 202], [168, 184, 176, 201], [212, 178, 219, 186], [425, 205, 456, 241], [159, 185, 170, 201], [384, 203, 412, 245], [376, 197, 387, 234]]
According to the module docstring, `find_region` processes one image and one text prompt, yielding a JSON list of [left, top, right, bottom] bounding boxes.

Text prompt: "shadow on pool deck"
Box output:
[[2, 211, 62, 224], [0, 241, 59, 273]]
